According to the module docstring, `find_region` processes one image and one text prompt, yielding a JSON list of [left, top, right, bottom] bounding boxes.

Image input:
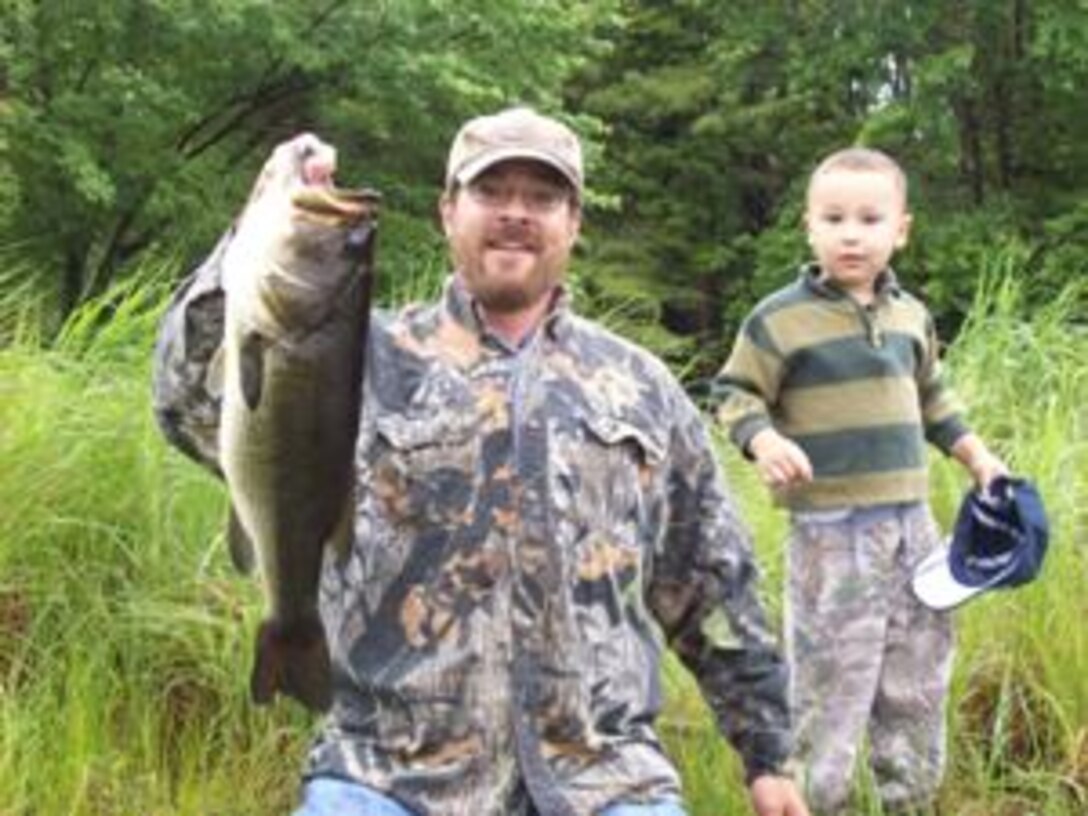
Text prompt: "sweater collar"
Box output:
[[800, 262, 901, 302]]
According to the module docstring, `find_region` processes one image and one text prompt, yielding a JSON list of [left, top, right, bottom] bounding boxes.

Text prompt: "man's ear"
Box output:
[[438, 191, 454, 237], [565, 205, 582, 250]]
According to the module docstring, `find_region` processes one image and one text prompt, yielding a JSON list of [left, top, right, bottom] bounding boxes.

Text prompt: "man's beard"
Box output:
[[471, 273, 556, 313], [462, 249, 564, 314]]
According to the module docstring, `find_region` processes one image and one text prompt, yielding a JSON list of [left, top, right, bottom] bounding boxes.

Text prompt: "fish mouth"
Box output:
[[292, 186, 381, 224]]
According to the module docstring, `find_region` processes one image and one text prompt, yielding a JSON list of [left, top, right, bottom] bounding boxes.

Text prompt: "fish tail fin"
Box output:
[[250, 617, 332, 713]]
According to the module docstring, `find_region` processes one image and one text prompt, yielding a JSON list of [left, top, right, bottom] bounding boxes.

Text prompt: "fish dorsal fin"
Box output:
[[227, 505, 257, 575], [239, 332, 266, 410]]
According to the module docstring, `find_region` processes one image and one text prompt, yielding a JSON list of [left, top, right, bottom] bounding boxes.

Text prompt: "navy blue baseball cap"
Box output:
[[912, 476, 1049, 610]]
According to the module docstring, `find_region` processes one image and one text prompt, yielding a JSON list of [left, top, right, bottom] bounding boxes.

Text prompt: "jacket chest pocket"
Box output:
[[371, 412, 481, 526], [553, 413, 667, 541]]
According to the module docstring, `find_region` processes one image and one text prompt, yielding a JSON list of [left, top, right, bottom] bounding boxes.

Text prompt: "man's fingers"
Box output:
[[281, 132, 336, 186], [302, 154, 336, 186]]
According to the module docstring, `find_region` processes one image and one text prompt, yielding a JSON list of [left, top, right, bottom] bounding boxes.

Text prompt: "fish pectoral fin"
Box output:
[[239, 332, 266, 410], [227, 506, 258, 575]]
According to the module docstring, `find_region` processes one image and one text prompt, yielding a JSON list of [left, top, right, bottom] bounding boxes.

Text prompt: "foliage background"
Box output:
[[5, 0, 1086, 355], [1, 1, 1086, 813]]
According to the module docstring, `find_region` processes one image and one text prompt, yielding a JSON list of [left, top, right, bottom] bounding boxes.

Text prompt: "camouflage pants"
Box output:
[[784, 503, 954, 815]]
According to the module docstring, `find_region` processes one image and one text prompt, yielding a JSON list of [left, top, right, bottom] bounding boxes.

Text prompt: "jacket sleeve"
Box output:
[[647, 388, 792, 782], [151, 231, 233, 476], [917, 310, 969, 454], [709, 312, 784, 456]]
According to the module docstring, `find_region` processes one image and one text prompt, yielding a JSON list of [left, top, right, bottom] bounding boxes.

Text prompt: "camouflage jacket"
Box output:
[[152, 241, 791, 816]]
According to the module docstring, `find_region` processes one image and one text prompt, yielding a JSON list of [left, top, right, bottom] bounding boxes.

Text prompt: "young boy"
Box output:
[[712, 147, 1006, 814]]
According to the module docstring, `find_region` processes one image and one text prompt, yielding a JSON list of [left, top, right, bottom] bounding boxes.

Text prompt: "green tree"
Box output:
[[886, 0, 1088, 320], [570, 0, 1088, 371], [0, 0, 614, 326]]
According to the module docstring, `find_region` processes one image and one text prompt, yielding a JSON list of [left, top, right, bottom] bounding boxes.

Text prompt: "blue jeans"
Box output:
[[293, 777, 688, 816]]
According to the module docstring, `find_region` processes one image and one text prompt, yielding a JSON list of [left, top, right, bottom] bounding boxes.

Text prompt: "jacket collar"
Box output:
[[800, 262, 902, 302], [444, 274, 572, 350]]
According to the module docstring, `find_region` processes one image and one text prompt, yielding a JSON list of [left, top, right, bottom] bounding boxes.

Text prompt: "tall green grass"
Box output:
[[0, 256, 1084, 814], [933, 269, 1087, 816], [0, 269, 310, 814]]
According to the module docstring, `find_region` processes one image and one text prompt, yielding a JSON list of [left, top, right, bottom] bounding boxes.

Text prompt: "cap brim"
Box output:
[[911, 545, 1008, 611], [453, 147, 581, 192]]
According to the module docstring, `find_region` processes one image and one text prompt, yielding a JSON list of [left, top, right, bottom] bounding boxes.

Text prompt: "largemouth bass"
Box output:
[[219, 134, 378, 712]]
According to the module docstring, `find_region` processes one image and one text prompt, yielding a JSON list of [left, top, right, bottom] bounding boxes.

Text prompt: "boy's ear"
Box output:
[[803, 212, 817, 247], [895, 211, 913, 249]]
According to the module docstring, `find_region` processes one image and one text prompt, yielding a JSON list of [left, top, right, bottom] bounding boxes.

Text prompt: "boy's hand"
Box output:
[[749, 429, 813, 489], [951, 432, 1008, 490], [968, 450, 1008, 491]]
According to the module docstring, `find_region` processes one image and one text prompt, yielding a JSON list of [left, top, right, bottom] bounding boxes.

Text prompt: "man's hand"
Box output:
[[748, 428, 813, 489], [749, 774, 810, 816], [300, 141, 336, 186]]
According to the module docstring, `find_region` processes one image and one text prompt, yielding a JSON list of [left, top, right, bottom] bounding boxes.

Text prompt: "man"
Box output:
[[153, 107, 808, 816]]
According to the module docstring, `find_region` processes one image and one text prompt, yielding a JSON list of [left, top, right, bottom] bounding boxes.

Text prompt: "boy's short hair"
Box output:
[[807, 147, 909, 206]]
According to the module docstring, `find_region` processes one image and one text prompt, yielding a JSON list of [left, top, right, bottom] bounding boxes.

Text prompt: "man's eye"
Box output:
[[473, 181, 503, 201], [527, 187, 564, 209], [467, 180, 567, 212]]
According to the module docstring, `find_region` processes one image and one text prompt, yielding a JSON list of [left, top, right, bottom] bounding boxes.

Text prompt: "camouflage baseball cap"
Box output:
[[446, 107, 583, 194]]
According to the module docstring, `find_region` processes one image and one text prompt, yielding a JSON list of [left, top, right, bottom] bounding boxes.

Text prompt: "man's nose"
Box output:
[[495, 190, 533, 219]]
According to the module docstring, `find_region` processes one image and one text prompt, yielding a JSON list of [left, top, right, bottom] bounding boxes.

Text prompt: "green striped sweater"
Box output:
[[713, 264, 969, 510]]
